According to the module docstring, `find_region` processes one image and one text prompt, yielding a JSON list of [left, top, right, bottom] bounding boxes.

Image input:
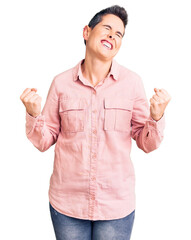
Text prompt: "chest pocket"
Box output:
[[59, 98, 86, 132], [104, 98, 133, 132]]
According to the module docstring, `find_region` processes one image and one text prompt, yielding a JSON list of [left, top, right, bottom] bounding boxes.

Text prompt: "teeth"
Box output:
[[102, 41, 111, 49]]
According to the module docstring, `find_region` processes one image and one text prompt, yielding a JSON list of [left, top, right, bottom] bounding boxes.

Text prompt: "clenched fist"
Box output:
[[20, 88, 42, 118], [150, 88, 171, 121]]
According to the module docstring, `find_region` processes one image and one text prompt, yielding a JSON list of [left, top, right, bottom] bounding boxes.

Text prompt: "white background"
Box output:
[[0, 0, 190, 239]]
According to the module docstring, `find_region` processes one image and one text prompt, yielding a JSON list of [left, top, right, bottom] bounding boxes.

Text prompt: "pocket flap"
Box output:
[[104, 98, 133, 111], [59, 98, 86, 112]]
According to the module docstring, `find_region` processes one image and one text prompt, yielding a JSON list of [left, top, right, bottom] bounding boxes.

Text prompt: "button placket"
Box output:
[[89, 89, 98, 218]]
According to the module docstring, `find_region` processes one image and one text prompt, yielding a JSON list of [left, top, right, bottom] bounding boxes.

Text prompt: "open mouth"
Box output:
[[101, 40, 113, 50]]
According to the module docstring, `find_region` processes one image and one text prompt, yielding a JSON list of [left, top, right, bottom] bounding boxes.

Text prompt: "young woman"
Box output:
[[20, 5, 171, 240]]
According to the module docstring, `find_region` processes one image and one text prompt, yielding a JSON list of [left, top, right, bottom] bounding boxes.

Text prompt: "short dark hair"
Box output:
[[84, 5, 128, 45]]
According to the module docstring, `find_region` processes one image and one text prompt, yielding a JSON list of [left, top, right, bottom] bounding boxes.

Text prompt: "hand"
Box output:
[[150, 88, 171, 121], [20, 88, 42, 117]]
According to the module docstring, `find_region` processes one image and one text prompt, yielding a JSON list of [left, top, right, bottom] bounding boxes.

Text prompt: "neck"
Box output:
[[81, 52, 112, 86]]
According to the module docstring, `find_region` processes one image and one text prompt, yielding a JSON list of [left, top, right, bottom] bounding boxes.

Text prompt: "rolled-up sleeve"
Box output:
[[131, 76, 165, 153], [25, 77, 61, 152]]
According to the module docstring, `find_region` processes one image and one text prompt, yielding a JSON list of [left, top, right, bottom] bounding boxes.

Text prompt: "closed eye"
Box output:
[[103, 25, 123, 38]]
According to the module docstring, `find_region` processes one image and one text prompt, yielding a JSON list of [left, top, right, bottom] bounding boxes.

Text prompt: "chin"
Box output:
[[98, 54, 113, 62], [101, 51, 114, 58]]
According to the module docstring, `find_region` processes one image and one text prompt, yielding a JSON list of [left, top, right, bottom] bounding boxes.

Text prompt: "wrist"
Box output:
[[151, 113, 164, 122], [26, 111, 40, 118]]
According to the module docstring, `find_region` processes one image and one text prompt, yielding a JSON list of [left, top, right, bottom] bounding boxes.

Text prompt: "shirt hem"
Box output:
[[49, 198, 135, 221]]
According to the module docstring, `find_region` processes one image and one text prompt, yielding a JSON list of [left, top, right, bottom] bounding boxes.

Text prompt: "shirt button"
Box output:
[[91, 177, 96, 181], [92, 153, 96, 158], [92, 91, 96, 95], [91, 196, 95, 200], [92, 110, 97, 113], [93, 129, 97, 134]]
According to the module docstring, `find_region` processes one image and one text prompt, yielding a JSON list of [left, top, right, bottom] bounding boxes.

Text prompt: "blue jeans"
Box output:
[[49, 202, 135, 240]]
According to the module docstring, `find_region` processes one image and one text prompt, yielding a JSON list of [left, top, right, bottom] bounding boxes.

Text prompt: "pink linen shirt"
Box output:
[[25, 58, 165, 220]]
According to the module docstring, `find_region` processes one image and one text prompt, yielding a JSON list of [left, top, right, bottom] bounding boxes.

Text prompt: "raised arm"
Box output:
[[131, 77, 171, 153], [20, 78, 61, 152]]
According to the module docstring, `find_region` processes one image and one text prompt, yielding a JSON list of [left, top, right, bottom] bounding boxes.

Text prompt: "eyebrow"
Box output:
[[102, 24, 124, 37]]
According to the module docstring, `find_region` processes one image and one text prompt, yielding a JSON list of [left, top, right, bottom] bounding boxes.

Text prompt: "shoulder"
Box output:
[[53, 66, 74, 83], [50, 62, 79, 89], [118, 62, 142, 83], [52, 59, 82, 85]]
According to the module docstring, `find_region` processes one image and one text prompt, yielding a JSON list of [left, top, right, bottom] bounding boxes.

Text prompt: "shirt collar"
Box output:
[[72, 58, 120, 82]]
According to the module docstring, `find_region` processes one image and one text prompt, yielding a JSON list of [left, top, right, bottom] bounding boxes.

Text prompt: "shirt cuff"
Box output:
[[25, 111, 44, 135], [147, 113, 165, 131]]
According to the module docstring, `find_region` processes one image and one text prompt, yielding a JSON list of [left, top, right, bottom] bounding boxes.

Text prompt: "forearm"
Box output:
[[26, 111, 58, 152], [132, 114, 165, 153]]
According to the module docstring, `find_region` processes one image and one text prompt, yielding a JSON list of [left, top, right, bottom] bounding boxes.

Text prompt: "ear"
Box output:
[[83, 25, 91, 41]]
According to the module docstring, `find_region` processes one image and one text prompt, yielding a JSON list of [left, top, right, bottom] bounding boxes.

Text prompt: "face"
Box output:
[[83, 14, 125, 61]]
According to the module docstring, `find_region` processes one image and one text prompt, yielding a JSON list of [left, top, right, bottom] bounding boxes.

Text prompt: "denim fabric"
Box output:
[[49, 202, 135, 240]]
